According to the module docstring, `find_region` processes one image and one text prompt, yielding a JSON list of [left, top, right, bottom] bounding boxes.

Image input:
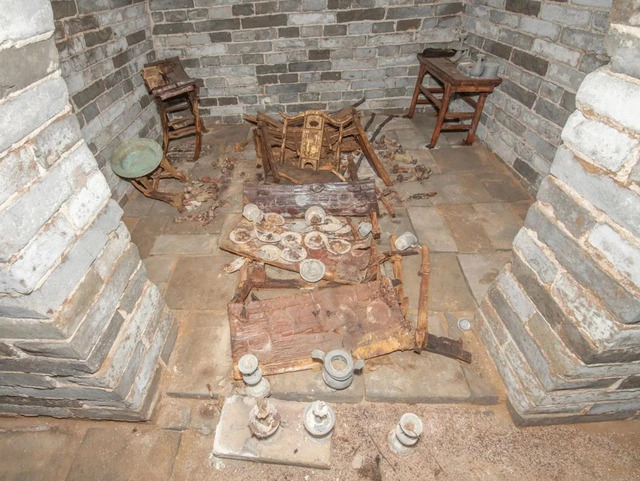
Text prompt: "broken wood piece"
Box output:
[[422, 334, 472, 364], [389, 235, 408, 319], [228, 278, 415, 377], [370, 210, 381, 239], [415, 245, 430, 350], [376, 186, 396, 218], [243, 181, 379, 217], [347, 218, 362, 241]]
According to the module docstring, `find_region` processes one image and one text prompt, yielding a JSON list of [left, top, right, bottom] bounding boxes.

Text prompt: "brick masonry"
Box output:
[[0, 0, 175, 421], [477, 0, 640, 424], [149, 0, 463, 123], [464, 0, 612, 189], [52, 0, 162, 201]]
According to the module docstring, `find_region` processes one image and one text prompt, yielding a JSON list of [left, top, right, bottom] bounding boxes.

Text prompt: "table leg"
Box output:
[[408, 64, 427, 119], [428, 84, 452, 149], [464, 92, 487, 145]]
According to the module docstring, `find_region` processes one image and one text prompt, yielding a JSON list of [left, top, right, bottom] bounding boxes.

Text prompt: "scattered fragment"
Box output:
[[388, 413, 423, 456]]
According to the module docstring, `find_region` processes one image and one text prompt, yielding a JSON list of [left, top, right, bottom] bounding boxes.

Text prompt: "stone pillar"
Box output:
[[478, 0, 640, 424], [0, 0, 176, 420]]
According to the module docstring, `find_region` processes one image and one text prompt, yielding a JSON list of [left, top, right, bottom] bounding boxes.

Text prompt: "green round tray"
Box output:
[[110, 138, 163, 179]]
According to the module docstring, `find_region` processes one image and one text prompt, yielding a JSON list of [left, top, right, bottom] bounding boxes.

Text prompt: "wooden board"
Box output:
[[219, 215, 371, 284], [228, 278, 416, 377], [242, 180, 378, 217]]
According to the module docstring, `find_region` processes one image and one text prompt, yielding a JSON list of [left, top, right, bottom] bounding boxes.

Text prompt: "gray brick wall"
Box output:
[[52, 0, 162, 201], [0, 0, 174, 421], [149, 0, 463, 123], [464, 0, 611, 190]]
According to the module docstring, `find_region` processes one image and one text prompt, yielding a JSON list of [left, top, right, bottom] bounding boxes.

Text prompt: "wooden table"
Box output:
[[408, 54, 502, 148]]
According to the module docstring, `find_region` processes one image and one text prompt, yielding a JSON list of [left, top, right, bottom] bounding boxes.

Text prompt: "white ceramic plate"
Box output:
[[304, 231, 328, 250]]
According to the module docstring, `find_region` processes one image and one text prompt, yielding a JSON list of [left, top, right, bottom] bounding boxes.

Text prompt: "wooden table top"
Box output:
[[417, 54, 502, 88], [142, 56, 196, 95]]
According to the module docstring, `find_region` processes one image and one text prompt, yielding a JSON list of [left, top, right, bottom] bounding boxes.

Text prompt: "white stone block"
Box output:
[[0, 0, 54, 46], [0, 76, 69, 153], [61, 171, 111, 231], [588, 223, 640, 289], [562, 111, 639, 173], [576, 69, 640, 134]]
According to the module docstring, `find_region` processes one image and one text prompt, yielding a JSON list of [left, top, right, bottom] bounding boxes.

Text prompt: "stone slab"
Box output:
[[364, 350, 471, 403], [458, 252, 512, 302], [428, 253, 477, 311], [143, 256, 177, 284], [431, 144, 502, 173], [164, 254, 238, 310], [423, 172, 495, 205], [440, 204, 495, 253], [408, 206, 458, 252], [172, 429, 217, 479], [0, 422, 85, 481], [166, 311, 232, 399], [150, 234, 218, 255], [473, 203, 523, 250], [65, 426, 181, 481], [213, 395, 331, 469], [268, 368, 364, 403]]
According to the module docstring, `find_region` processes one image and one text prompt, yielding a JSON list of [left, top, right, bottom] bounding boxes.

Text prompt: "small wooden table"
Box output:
[[408, 54, 502, 148]]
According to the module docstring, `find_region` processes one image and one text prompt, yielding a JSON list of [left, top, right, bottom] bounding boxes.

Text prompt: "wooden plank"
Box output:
[[242, 180, 378, 216], [353, 116, 394, 187], [415, 245, 431, 350], [228, 279, 415, 377]]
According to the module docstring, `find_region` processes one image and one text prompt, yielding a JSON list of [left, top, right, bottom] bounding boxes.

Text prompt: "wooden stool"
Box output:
[[408, 54, 501, 148], [130, 156, 188, 212], [142, 57, 206, 161]]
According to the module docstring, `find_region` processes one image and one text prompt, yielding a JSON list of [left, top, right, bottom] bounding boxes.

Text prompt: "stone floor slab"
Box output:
[[473, 203, 524, 250], [425, 172, 495, 205], [150, 234, 218, 256], [172, 429, 216, 480], [143, 256, 177, 284], [0, 421, 85, 481], [428, 253, 477, 311], [431, 144, 502, 173], [477, 170, 532, 203], [458, 252, 512, 302], [268, 368, 364, 403], [439, 204, 494, 253], [213, 395, 331, 469], [165, 255, 237, 310], [364, 350, 471, 403], [408, 206, 458, 252], [65, 425, 181, 481], [166, 310, 232, 399]]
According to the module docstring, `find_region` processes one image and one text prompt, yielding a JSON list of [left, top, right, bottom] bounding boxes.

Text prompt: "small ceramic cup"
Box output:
[[243, 203, 264, 223], [394, 231, 418, 251]]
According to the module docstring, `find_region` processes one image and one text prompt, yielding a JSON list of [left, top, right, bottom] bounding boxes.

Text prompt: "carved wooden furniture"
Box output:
[[246, 106, 392, 186], [408, 54, 502, 148], [142, 57, 206, 161]]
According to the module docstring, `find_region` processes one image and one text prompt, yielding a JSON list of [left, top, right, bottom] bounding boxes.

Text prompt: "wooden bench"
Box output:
[[408, 54, 502, 148]]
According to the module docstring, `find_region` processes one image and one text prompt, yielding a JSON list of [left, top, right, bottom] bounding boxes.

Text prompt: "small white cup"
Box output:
[[394, 231, 418, 251], [243, 203, 264, 223]]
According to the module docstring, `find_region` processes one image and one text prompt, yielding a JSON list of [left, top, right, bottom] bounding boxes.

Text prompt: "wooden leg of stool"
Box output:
[[157, 100, 170, 155], [131, 178, 186, 212], [464, 92, 487, 146], [428, 84, 452, 149], [408, 64, 427, 119], [158, 156, 188, 183], [190, 90, 202, 161]]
